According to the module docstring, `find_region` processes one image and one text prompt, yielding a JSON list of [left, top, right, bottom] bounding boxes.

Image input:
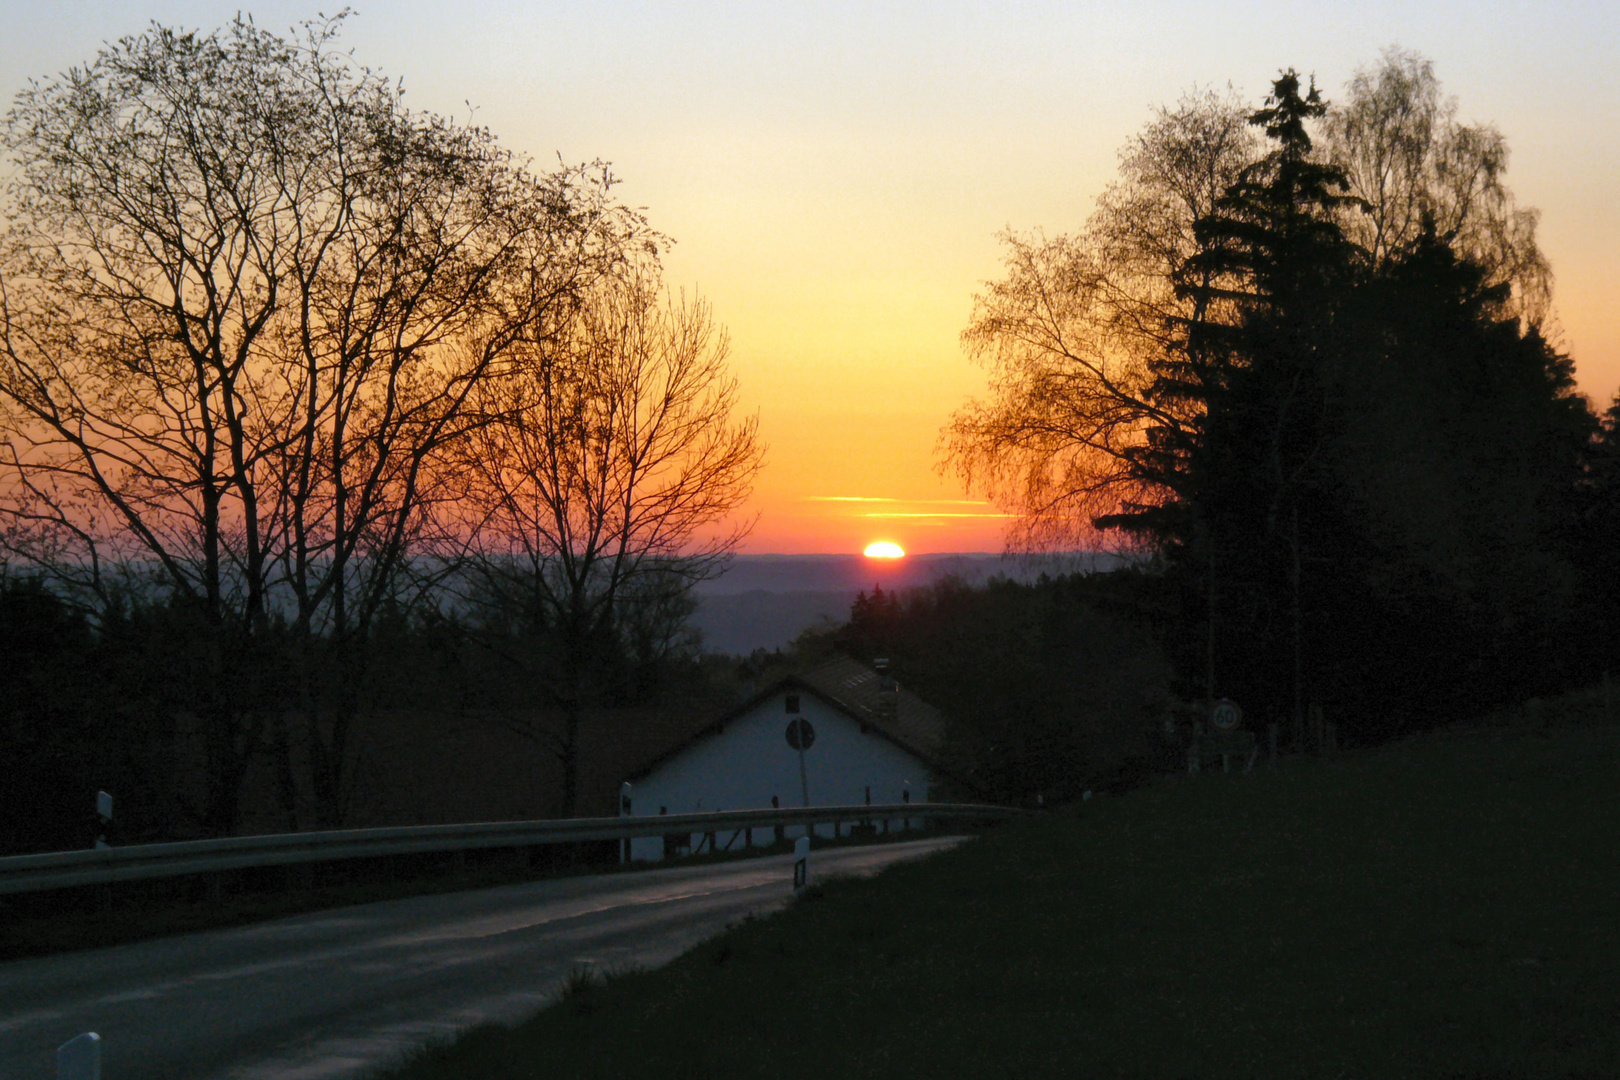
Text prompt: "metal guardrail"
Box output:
[[0, 803, 1022, 895]]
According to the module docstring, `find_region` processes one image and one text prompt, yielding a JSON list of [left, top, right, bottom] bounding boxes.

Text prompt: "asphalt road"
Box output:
[[0, 835, 964, 1080]]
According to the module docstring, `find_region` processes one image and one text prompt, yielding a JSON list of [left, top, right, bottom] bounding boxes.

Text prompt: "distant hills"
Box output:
[[689, 552, 1123, 655]]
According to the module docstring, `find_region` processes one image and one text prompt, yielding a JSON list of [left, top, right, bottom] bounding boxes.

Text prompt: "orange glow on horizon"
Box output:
[[863, 541, 906, 558]]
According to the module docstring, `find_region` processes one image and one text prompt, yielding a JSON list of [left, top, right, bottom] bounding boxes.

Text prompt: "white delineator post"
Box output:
[[57, 1032, 100, 1080], [792, 836, 809, 894]]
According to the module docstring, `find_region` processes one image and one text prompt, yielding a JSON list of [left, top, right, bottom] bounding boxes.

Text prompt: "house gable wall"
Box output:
[[626, 689, 932, 860]]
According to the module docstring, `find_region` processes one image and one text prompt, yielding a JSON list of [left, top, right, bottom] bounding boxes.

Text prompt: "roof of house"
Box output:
[[626, 654, 954, 784], [794, 654, 948, 765]]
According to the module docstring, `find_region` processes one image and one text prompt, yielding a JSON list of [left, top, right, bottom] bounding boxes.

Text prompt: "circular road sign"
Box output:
[[785, 717, 816, 750], [1211, 699, 1242, 732]]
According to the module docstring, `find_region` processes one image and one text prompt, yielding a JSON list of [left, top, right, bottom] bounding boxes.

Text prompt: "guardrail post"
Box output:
[[792, 836, 809, 894], [57, 1032, 100, 1080]]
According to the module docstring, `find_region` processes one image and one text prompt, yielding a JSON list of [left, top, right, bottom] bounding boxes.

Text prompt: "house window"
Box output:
[[785, 694, 800, 714]]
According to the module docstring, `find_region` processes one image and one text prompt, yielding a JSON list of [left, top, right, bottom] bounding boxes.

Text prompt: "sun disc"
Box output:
[[864, 541, 906, 559]]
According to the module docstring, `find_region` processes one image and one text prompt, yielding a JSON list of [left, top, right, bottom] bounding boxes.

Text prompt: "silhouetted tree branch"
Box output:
[[448, 262, 763, 814]]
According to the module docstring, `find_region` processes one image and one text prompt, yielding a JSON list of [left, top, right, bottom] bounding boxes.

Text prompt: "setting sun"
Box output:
[[863, 541, 906, 558]]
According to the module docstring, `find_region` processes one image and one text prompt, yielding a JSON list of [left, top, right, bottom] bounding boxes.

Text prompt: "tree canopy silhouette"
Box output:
[[0, 15, 673, 831], [946, 57, 1601, 740]]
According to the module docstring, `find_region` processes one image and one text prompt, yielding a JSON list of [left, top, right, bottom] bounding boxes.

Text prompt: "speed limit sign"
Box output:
[[1211, 698, 1242, 732]]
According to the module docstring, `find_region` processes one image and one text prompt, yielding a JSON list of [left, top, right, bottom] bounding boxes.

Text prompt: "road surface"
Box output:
[[0, 835, 964, 1080]]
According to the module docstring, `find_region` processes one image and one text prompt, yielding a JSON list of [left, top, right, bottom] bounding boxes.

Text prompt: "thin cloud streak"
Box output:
[[805, 496, 996, 505], [860, 511, 1014, 519], [804, 496, 898, 502]]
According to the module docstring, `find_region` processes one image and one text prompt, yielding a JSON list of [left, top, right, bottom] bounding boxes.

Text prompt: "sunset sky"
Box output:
[[2, 1, 1615, 554]]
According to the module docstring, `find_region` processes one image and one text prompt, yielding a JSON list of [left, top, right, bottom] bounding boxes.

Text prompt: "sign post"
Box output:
[[1210, 699, 1241, 733], [1211, 698, 1240, 772], [1189, 700, 1256, 774], [785, 718, 815, 809]]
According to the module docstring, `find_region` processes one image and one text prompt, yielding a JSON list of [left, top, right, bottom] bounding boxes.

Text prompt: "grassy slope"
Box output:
[[382, 693, 1620, 1080]]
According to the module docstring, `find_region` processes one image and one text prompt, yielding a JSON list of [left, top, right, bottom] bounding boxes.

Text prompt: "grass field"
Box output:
[[378, 691, 1620, 1079]]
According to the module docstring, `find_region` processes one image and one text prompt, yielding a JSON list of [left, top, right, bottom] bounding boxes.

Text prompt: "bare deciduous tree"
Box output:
[[0, 15, 640, 831], [1324, 47, 1552, 324], [943, 89, 1256, 548], [451, 265, 763, 814]]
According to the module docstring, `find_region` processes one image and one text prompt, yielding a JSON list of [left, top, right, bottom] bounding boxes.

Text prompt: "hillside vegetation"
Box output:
[[381, 690, 1620, 1080]]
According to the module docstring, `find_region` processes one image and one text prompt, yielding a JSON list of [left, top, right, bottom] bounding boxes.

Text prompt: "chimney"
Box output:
[[874, 657, 898, 722]]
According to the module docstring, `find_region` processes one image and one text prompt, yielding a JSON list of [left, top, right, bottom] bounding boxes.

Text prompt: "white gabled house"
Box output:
[[624, 655, 956, 861]]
